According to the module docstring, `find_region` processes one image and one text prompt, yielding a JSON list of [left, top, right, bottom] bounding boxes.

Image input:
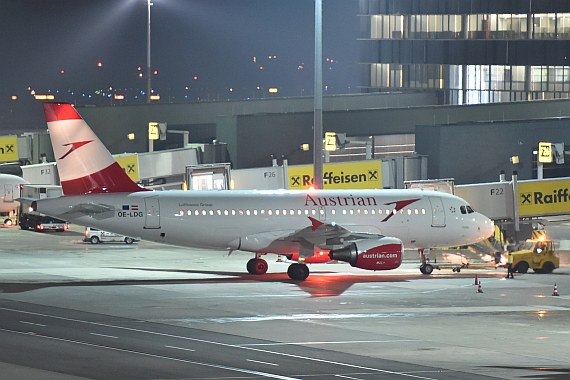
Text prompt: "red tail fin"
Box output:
[[43, 102, 147, 195]]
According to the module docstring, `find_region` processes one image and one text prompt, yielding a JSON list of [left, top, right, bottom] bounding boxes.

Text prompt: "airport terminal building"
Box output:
[[359, 0, 570, 104]]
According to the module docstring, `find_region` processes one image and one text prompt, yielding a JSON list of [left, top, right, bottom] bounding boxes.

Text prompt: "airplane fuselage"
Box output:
[[35, 189, 493, 254]]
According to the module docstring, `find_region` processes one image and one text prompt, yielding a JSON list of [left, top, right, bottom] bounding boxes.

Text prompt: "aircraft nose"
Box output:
[[478, 214, 495, 239]]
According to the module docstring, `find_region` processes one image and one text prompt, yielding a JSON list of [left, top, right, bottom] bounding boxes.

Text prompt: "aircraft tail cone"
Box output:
[[477, 281, 484, 294], [552, 283, 560, 296]]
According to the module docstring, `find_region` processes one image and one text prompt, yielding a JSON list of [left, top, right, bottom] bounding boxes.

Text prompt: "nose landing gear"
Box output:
[[419, 248, 434, 275]]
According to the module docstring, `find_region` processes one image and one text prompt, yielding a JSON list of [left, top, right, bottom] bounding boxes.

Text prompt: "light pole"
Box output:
[[146, 0, 152, 103], [313, 0, 323, 189]]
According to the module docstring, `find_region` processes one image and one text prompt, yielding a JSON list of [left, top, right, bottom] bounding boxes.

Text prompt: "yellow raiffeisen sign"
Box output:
[[0, 136, 18, 163], [518, 179, 570, 217], [114, 154, 140, 182], [288, 161, 382, 189]]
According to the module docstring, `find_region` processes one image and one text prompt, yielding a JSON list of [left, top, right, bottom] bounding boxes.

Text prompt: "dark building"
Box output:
[[359, 0, 570, 104]]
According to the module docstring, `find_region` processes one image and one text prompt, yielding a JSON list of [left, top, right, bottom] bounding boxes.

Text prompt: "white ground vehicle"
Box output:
[[84, 227, 136, 244]]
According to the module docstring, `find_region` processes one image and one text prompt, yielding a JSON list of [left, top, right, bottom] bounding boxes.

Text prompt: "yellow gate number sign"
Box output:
[[148, 122, 159, 140], [538, 142, 553, 163], [324, 132, 336, 152]]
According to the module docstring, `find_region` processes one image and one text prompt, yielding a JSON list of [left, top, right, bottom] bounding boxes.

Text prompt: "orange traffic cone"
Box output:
[[474, 274, 479, 285], [552, 283, 560, 296], [477, 281, 483, 293]]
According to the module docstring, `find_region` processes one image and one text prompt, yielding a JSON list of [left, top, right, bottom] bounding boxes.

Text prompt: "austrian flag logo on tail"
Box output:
[[122, 205, 139, 211], [59, 140, 93, 160]]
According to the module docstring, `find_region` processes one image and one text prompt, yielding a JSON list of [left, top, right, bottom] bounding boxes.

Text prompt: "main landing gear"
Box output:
[[287, 263, 310, 281], [419, 248, 434, 275], [246, 257, 268, 275], [246, 254, 310, 281]]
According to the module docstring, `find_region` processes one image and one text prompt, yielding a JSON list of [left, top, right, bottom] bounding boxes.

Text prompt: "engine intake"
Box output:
[[329, 237, 403, 271]]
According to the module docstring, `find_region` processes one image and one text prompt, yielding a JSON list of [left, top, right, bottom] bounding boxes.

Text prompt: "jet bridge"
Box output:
[[455, 174, 570, 242]]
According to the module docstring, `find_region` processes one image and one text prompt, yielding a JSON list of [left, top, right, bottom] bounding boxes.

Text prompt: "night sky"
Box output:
[[1, 0, 360, 128]]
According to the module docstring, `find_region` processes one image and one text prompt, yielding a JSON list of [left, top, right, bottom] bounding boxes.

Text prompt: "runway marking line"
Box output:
[[89, 332, 118, 339], [20, 321, 46, 327], [0, 306, 439, 380], [165, 345, 195, 352], [334, 375, 364, 380], [243, 339, 418, 346]]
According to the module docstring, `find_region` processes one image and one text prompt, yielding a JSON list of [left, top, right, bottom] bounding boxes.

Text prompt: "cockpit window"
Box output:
[[460, 205, 475, 214]]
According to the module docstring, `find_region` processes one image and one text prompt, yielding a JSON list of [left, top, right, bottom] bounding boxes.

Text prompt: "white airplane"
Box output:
[[33, 102, 494, 280], [1, 173, 28, 224]]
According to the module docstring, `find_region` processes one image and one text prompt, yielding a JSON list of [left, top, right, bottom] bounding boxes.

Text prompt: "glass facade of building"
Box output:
[[360, 1, 570, 104]]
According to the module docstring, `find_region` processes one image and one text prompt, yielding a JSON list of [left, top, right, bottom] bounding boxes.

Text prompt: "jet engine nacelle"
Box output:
[[329, 237, 403, 271]]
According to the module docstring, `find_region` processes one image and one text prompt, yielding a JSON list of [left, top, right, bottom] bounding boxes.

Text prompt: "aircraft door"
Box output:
[[428, 197, 446, 227], [144, 197, 161, 229]]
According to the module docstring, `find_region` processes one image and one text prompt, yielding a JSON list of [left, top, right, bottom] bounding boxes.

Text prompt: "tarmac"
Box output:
[[0, 225, 569, 379]]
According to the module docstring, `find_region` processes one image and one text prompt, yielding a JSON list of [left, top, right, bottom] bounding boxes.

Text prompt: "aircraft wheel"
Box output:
[[420, 264, 433, 275], [287, 263, 310, 281], [246, 258, 268, 275]]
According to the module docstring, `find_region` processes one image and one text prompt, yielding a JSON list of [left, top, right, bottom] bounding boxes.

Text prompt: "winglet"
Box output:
[[42, 102, 147, 195]]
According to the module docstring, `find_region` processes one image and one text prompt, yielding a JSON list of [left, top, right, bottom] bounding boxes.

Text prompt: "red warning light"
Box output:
[[97, 61, 103, 68]]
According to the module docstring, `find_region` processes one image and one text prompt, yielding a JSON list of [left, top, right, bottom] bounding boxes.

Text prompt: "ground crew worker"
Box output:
[[506, 252, 514, 279]]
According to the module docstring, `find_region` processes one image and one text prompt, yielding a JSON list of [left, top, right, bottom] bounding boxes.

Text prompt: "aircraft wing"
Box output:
[[282, 216, 383, 246], [247, 216, 384, 258]]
